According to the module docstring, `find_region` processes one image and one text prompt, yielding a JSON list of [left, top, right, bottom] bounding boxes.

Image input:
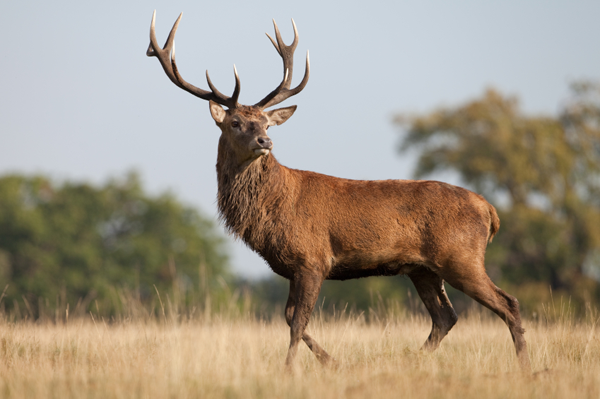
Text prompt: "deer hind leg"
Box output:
[[285, 278, 335, 367], [408, 267, 458, 351], [441, 264, 531, 373]]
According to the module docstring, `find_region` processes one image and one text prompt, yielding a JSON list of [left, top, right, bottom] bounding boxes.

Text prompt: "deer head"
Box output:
[[146, 11, 309, 166]]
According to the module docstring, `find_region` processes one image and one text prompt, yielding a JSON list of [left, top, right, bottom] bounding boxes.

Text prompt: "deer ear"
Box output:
[[209, 101, 226, 123], [266, 105, 297, 126]]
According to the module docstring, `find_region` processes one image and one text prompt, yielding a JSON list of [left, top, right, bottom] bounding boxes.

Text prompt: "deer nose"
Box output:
[[257, 137, 273, 150]]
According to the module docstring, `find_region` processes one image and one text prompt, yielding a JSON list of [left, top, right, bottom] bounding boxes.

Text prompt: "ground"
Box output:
[[0, 309, 598, 399]]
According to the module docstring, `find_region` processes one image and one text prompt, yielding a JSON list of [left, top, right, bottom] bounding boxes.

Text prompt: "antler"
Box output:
[[146, 11, 241, 109], [254, 19, 310, 109]]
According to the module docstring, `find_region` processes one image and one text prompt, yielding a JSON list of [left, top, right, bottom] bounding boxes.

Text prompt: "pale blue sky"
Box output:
[[1, 1, 599, 278]]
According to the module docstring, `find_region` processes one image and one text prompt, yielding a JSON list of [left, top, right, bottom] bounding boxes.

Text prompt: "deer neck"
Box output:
[[215, 138, 291, 248]]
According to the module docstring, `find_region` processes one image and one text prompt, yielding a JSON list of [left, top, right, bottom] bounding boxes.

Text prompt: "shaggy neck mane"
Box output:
[[216, 138, 292, 250]]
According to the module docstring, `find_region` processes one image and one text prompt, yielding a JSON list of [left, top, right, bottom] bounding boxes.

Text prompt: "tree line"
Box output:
[[0, 172, 230, 319]]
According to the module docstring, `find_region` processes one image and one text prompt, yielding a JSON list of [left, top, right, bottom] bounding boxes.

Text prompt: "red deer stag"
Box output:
[[146, 11, 531, 372]]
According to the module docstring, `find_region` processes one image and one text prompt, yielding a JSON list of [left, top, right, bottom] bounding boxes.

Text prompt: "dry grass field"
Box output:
[[0, 306, 599, 399]]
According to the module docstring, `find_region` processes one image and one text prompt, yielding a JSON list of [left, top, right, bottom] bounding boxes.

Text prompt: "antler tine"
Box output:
[[232, 65, 241, 104], [290, 19, 299, 50], [266, 32, 281, 56], [146, 11, 182, 87], [147, 11, 240, 109], [288, 50, 309, 95], [255, 19, 309, 109], [205, 67, 241, 106]]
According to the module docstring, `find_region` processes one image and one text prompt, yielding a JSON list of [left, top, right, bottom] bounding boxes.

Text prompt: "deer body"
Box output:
[[218, 150, 496, 283], [147, 12, 531, 373]]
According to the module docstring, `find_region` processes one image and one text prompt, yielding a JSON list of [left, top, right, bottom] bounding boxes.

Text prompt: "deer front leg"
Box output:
[[285, 273, 324, 369], [285, 279, 336, 366]]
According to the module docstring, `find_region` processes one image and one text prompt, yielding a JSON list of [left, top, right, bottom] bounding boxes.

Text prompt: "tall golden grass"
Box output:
[[0, 300, 599, 399]]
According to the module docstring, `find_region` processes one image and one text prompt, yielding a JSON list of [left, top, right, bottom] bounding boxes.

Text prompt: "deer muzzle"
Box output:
[[254, 137, 273, 155]]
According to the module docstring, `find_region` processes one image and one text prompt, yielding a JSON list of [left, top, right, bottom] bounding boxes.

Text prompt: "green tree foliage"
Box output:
[[0, 172, 230, 317], [395, 82, 600, 309]]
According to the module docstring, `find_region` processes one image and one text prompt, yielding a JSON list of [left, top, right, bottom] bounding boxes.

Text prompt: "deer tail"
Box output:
[[488, 203, 500, 243]]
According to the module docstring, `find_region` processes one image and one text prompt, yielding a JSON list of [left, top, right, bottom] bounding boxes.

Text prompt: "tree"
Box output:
[[395, 83, 600, 309], [0, 172, 230, 317]]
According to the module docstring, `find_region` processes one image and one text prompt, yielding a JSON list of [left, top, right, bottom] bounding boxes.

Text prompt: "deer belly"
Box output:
[[326, 249, 421, 280]]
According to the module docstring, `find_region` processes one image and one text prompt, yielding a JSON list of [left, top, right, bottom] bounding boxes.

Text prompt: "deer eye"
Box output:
[[231, 121, 240, 128]]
